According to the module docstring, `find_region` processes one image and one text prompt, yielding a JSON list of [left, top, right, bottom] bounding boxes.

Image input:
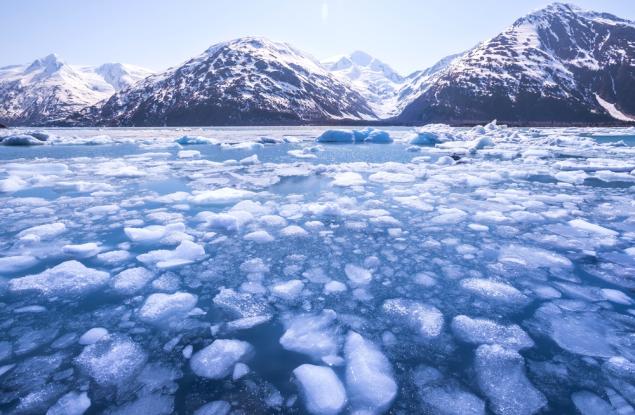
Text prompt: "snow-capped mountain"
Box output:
[[74, 37, 376, 126], [322, 51, 405, 118], [0, 54, 153, 126], [396, 3, 635, 124]]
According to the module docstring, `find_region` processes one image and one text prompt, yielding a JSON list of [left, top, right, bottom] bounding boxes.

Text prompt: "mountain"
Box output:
[[73, 37, 377, 126], [396, 3, 635, 124], [0, 54, 153, 126], [322, 51, 405, 118]]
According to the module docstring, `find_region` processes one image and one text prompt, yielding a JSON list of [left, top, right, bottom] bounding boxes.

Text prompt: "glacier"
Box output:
[[0, 123, 634, 414]]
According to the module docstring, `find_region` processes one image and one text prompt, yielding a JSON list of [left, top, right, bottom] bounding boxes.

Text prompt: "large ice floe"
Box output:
[[0, 123, 634, 413]]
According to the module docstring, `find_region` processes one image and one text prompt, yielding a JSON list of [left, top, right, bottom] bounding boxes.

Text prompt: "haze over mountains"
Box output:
[[1, 2, 633, 126]]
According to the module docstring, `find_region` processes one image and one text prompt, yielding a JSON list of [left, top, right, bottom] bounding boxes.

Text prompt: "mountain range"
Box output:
[[1, 2, 633, 127]]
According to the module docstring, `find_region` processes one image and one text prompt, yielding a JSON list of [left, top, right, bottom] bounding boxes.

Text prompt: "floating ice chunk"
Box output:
[[316, 130, 354, 143], [468, 136, 494, 153], [137, 240, 206, 269], [0, 133, 46, 146], [571, 391, 616, 415], [344, 264, 372, 286], [244, 230, 275, 243], [409, 131, 444, 145], [451, 315, 533, 350], [475, 344, 546, 415], [196, 211, 246, 231], [0, 175, 27, 192], [18, 222, 66, 241], [260, 214, 287, 227], [239, 154, 260, 165], [79, 328, 109, 345], [280, 310, 339, 360], [531, 302, 617, 357], [501, 246, 579, 271], [191, 188, 256, 205], [555, 171, 587, 184], [430, 208, 467, 225], [213, 288, 271, 319], [413, 365, 485, 415], [280, 225, 309, 237], [436, 156, 455, 165], [225, 315, 272, 332], [194, 401, 232, 415], [111, 267, 155, 295], [62, 242, 101, 258], [138, 292, 198, 325], [46, 391, 91, 415], [344, 331, 397, 414], [362, 129, 393, 143], [368, 171, 415, 183], [178, 149, 200, 159], [190, 339, 253, 379], [568, 219, 618, 237], [124, 223, 189, 244], [331, 172, 365, 187], [75, 336, 147, 387], [97, 250, 131, 265], [271, 280, 304, 300], [0, 255, 38, 273], [601, 289, 632, 305], [176, 135, 217, 145], [460, 278, 528, 305], [232, 362, 250, 380], [294, 364, 347, 415], [382, 299, 444, 339], [324, 281, 347, 294], [9, 261, 109, 297]]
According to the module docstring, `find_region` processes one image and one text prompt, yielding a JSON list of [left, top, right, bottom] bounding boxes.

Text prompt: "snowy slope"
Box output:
[[322, 51, 405, 118], [0, 55, 152, 126], [397, 3, 635, 124], [75, 37, 377, 126]]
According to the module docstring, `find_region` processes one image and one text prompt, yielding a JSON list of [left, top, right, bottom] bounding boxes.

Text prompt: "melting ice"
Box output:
[[0, 123, 634, 414]]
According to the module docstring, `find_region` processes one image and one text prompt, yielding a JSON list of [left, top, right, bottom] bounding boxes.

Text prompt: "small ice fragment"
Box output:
[[280, 310, 339, 360], [190, 339, 253, 379], [344, 264, 372, 286], [344, 331, 397, 413], [271, 280, 304, 300], [244, 230, 275, 243], [281, 225, 309, 237], [293, 364, 347, 415], [191, 188, 256, 205], [0, 255, 38, 273], [382, 298, 444, 339], [8, 261, 109, 297], [324, 281, 347, 294], [79, 328, 109, 345], [474, 344, 546, 415], [451, 315, 534, 350], [232, 362, 250, 380], [62, 242, 100, 258], [46, 391, 91, 415], [193, 401, 231, 415], [138, 292, 198, 325], [111, 267, 155, 295]]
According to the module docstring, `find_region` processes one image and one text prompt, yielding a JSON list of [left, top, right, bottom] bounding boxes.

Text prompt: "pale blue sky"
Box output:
[[2, 0, 633, 75]]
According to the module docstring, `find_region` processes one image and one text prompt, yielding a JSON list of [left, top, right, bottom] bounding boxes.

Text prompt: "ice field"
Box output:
[[0, 123, 634, 414]]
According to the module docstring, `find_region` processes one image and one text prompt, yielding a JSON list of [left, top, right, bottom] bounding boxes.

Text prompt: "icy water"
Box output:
[[0, 125, 634, 415]]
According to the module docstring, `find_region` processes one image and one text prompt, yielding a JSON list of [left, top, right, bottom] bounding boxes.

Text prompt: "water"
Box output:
[[0, 125, 634, 414]]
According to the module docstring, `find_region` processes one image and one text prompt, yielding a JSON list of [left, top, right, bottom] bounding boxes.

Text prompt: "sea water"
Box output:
[[0, 124, 634, 414]]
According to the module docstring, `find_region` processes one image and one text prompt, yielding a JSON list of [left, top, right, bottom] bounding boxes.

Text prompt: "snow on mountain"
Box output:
[[0, 55, 152, 126], [75, 37, 377, 126], [322, 51, 405, 118], [397, 3, 635, 124]]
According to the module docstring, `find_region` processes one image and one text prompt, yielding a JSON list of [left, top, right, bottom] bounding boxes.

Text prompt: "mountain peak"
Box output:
[[26, 53, 64, 74], [349, 51, 373, 66]]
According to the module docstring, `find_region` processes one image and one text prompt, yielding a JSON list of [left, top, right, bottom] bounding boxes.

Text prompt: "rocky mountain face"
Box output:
[[396, 3, 635, 124], [0, 54, 152, 126], [72, 37, 376, 126], [2, 3, 633, 126]]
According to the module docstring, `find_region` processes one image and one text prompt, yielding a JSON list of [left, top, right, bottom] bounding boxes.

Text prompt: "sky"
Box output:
[[1, 0, 633, 75]]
